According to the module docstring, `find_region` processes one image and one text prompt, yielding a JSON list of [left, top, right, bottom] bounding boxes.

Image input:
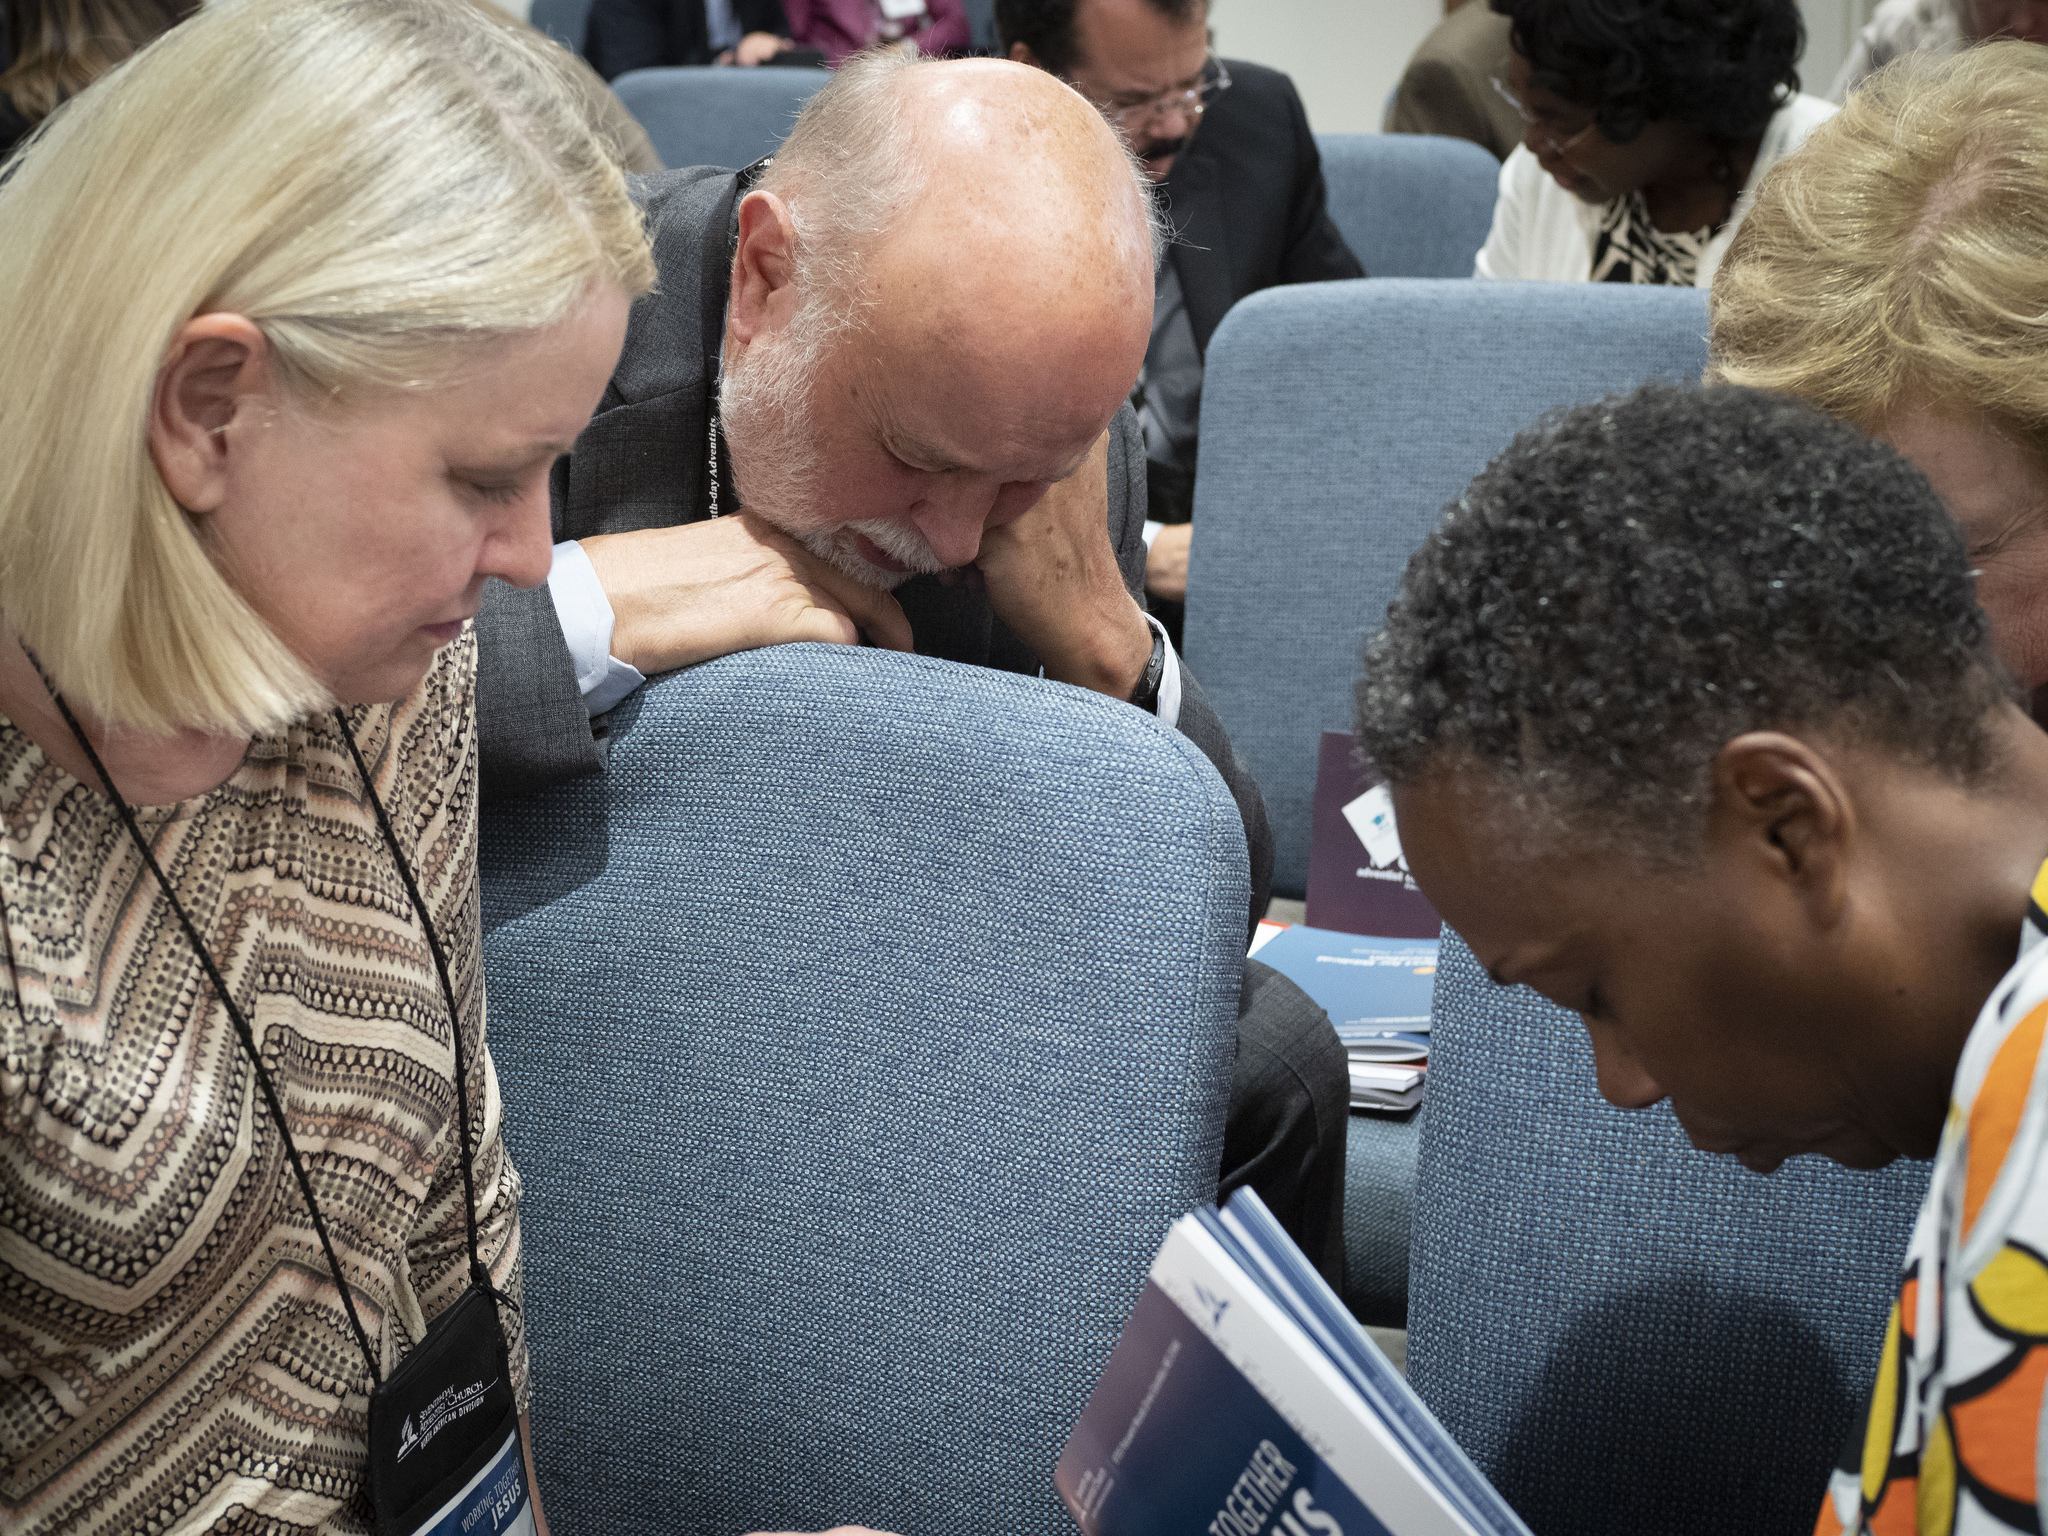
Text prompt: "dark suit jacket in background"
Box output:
[[1143, 58, 1360, 624], [474, 168, 1277, 923], [587, 0, 791, 77], [1158, 59, 1363, 360]]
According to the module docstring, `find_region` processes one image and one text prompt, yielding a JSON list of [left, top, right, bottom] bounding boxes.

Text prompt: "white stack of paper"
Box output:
[[1349, 1060, 1425, 1111]]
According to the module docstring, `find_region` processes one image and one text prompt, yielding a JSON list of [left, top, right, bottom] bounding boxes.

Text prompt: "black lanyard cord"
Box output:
[[29, 665, 496, 1388], [327, 711, 488, 1295]]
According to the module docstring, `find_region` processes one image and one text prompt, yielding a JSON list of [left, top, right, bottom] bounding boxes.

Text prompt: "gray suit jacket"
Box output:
[[475, 166, 1276, 924]]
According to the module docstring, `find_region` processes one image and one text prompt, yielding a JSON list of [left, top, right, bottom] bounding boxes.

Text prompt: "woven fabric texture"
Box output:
[[1183, 279, 1710, 896], [1315, 133, 1500, 279], [611, 64, 827, 170], [478, 644, 1247, 1536], [1343, 1108, 1421, 1328], [1409, 930, 1929, 1536]]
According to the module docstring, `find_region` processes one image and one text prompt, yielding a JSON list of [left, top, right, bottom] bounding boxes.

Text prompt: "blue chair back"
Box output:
[[1409, 932, 1928, 1535], [960, 0, 996, 49], [1183, 279, 1710, 896], [1316, 133, 1500, 279], [528, 0, 591, 52], [611, 65, 829, 171], [1342, 1109, 1420, 1327], [480, 645, 1247, 1536]]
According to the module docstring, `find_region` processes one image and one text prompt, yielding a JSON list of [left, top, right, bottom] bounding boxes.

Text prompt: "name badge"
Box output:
[[878, 0, 927, 19], [402, 1428, 534, 1536], [369, 1284, 528, 1536]]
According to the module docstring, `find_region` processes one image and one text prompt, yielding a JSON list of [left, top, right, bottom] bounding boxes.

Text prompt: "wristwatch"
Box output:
[[1128, 623, 1167, 712]]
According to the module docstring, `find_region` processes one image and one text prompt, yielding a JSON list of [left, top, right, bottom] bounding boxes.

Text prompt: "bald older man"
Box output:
[[475, 51, 1349, 1276]]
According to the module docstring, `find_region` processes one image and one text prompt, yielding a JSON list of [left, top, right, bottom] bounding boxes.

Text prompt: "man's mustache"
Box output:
[[1135, 134, 1191, 164]]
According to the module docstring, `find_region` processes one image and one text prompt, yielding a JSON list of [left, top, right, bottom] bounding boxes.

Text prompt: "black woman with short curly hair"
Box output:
[[1473, 0, 1834, 285], [1354, 382, 2048, 1536]]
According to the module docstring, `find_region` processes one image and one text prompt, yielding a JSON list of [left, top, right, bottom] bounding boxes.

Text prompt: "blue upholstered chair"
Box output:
[[528, 0, 592, 52], [610, 64, 829, 171], [479, 645, 1248, 1536], [1409, 932, 1929, 1535], [960, 0, 996, 49], [1183, 278, 1711, 898], [1315, 133, 1501, 279], [1343, 1109, 1420, 1327]]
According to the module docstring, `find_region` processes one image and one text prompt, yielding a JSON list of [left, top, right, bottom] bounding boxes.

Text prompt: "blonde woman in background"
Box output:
[[0, 0, 186, 152], [1829, 0, 2048, 99], [1710, 43, 2048, 714], [0, 0, 665, 169], [0, 0, 651, 1527], [0, 0, 663, 171]]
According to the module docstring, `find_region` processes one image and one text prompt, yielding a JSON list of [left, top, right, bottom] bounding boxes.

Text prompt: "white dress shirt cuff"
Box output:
[[547, 540, 647, 717], [1144, 611, 1183, 730], [1141, 519, 1166, 549]]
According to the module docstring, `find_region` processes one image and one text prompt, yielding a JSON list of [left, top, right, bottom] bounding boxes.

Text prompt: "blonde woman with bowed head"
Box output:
[[0, 1, 649, 1528], [0, 2, 871, 1532], [1711, 44, 2048, 717], [0, 2, 915, 1521]]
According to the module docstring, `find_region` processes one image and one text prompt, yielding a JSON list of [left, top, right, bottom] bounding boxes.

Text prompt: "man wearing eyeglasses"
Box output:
[[996, 0, 1361, 638], [476, 52, 1354, 1287]]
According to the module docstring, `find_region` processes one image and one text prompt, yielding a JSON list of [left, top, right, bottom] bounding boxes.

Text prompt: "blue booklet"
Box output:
[[1056, 1189, 1531, 1536], [1254, 926, 1438, 1033]]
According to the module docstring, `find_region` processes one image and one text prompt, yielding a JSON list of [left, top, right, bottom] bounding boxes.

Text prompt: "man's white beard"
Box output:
[[720, 307, 951, 592]]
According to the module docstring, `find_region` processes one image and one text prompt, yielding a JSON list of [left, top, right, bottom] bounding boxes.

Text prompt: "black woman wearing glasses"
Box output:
[[1475, 0, 1832, 286], [997, 0, 1362, 621]]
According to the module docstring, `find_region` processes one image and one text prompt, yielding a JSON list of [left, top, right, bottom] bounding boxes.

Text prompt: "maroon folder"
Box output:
[[1302, 730, 1441, 940]]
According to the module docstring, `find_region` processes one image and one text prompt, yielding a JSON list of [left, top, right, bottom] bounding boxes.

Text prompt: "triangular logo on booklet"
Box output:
[[1304, 731, 1441, 939]]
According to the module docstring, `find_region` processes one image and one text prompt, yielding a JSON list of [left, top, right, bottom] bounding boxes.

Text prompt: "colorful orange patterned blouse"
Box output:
[[1819, 861, 2048, 1535]]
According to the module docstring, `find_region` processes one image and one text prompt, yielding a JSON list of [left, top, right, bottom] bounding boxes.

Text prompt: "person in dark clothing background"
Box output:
[[1, 0, 665, 170], [0, 0, 185, 157], [1384, 0, 1523, 160], [587, 0, 806, 78], [998, 0, 1361, 642]]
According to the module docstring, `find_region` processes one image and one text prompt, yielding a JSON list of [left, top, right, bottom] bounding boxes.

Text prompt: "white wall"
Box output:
[[1211, 0, 1880, 137], [1210, 0, 1439, 133], [1800, 0, 1882, 93]]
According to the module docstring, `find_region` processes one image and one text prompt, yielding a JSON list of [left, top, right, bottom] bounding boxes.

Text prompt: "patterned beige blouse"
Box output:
[[0, 629, 527, 1534]]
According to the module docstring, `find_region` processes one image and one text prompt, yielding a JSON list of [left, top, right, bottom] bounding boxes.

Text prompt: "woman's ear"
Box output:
[[148, 314, 273, 516], [1708, 731, 1856, 925]]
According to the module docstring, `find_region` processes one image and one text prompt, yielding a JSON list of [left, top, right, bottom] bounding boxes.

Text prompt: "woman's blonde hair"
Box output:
[[0, 0, 655, 735], [1709, 43, 2048, 461]]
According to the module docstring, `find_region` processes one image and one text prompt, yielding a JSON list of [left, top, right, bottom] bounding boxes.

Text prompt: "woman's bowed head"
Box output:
[[1490, 0, 1801, 206], [0, 2, 659, 1529], [0, 0, 653, 801], [1711, 44, 2048, 711], [1354, 385, 2048, 1175]]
